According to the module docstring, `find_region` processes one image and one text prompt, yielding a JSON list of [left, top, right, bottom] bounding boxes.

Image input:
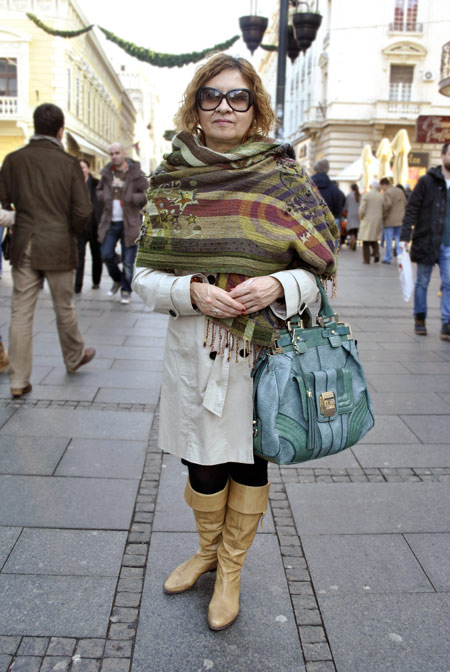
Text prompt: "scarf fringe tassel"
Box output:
[[203, 318, 261, 367]]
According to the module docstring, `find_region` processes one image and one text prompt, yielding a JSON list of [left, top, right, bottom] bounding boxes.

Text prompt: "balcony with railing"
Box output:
[[376, 99, 421, 120], [388, 21, 423, 33], [0, 96, 19, 118]]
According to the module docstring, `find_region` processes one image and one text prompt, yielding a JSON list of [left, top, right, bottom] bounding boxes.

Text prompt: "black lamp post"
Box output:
[[239, 0, 322, 138]]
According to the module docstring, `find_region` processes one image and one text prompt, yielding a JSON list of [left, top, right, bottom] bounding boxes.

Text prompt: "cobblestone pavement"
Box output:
[[0, 247, 449, 672]]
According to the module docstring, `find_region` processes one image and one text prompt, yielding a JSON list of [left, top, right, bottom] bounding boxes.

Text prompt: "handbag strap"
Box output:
[[288, 275, 336, 329], [315, 276, 336, 321]]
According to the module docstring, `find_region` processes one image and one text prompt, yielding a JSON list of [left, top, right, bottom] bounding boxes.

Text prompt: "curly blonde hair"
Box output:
[[174, 53, 276, 140]]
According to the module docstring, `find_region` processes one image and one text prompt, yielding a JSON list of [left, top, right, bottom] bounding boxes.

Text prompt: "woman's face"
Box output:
[[197, 69, 255, 153], [79, 161, 89, 179]]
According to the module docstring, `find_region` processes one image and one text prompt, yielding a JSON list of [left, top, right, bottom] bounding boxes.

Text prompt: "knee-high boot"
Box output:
[[163, 479, 229, 594], [208, 478, 270, 631]]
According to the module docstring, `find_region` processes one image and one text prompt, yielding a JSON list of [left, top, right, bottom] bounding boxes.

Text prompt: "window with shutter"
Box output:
[[389, 64, 414, 101]]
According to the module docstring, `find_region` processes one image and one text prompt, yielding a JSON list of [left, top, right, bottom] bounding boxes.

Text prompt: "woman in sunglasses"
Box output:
[[133, 53, 338, 631]]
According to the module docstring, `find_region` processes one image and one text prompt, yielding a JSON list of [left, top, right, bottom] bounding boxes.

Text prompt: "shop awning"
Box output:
[[66, 131, 108, 157]]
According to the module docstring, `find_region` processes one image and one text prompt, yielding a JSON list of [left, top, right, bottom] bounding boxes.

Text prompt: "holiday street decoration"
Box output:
[[26, 13, 239, 68], [26, 13, 93, 37], [98, 27, 239, 68]]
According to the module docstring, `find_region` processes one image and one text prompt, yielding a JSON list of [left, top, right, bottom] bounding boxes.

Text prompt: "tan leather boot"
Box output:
[[163, 479, 229, 594], [208, 479, 270, 631], [0, 341, 9, 374]]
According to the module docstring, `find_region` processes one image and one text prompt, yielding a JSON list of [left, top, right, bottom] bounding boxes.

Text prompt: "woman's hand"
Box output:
[[191, 282, 246, 318], [229, 276, 283, 313]]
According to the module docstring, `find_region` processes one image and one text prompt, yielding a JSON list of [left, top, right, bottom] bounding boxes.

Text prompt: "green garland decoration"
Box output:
[[98, 27, 240, 68], [26, 12, 240, 68], [261, 44, 278, 52], [27, 12, 94, 37]]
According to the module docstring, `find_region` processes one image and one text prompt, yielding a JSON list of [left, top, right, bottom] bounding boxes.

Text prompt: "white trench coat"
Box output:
[[133, 268, 320, 466]]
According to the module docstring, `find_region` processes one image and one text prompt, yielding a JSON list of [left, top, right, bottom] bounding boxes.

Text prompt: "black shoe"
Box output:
[[92, 283, 100, 290], [415, 314, 427, 336], [74, 285, 82, 294], [374, 256, 380, 263], [440, 322, 450, 341]]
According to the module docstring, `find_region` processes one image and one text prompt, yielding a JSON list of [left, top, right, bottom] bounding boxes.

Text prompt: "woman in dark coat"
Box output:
[[75, 159, 103, 293]]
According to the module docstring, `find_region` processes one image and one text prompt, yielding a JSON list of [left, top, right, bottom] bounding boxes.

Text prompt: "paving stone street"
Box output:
[[0, 246, 449, 672]]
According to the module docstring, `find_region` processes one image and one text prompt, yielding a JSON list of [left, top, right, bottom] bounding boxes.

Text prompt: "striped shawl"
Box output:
[[136, 132, 338, 346]]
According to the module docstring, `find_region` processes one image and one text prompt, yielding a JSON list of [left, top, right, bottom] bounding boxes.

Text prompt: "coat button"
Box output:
[[239, 349, 249, 358], [169, 309, 176, 317], [209, 351, 217, 360], [207, 275, 216, 284]]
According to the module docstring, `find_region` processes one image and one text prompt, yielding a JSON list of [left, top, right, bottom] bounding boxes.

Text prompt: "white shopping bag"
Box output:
[[397, 243, 413, 302]]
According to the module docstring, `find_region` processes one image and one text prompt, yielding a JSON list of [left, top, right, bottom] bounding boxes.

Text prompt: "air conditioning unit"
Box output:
[[423, 71, 434, 82]]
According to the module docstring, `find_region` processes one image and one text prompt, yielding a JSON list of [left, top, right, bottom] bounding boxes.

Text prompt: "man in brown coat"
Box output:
[[97, 144, 149, 305], [0, 103, 96, 398], [380, 177, 407, 264]]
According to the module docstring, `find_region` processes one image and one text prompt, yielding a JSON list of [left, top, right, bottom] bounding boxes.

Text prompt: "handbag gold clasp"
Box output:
[[319, 391, 336, 417], [316, 314, 339, 327]]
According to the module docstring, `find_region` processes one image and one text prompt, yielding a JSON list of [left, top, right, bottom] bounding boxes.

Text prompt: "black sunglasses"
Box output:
[[196, 87, 254, 112]]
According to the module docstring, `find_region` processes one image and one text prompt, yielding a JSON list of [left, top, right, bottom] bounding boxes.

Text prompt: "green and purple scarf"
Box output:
[[136, 131, 338, 346]]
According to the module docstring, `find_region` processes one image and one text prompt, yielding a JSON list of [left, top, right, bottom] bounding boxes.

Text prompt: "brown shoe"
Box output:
[[69, 347, 96, 373], [0, 341, 9, 373], [11, 383, 32, 398]]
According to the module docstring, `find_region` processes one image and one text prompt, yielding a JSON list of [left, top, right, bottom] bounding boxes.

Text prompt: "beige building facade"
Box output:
[[0, 0, 137, 173], [258, 0, 450, 188]]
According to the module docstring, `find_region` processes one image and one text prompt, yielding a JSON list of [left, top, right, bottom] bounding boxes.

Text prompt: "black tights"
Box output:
[[182, 456, 268, 495]]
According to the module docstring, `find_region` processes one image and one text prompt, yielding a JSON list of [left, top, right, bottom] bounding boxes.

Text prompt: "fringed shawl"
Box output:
[[136, 132, 338, 347]]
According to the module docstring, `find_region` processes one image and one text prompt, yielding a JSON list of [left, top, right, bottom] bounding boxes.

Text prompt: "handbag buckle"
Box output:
[[319, 391, 336, 417], [271, 338, 284, 354], [316, 314, 338, 327]]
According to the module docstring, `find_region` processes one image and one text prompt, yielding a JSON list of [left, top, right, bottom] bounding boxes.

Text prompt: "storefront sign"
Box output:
[[416, 116, 450, 143], [408, 151, 429, 168]]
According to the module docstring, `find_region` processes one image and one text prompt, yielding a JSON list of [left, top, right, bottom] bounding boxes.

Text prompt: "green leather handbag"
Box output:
[[252, 277, 374, 465]]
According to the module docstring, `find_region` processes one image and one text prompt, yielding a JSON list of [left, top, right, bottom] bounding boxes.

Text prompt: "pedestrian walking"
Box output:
[[311, 159, 342, 229], [359, 180, 384, 264], [97, 144, 149, 305], [0, 205, 15, 372], [400, 141, 450, 339], [133, 54, 338, 631], [74, 158, 103, 293], [380, 177, 406, 264], [0, 103, 96, 398], [344, 183, 361, 250]]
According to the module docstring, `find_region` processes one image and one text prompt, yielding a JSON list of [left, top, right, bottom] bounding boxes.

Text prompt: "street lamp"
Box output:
[[239, 0, 322, 138]]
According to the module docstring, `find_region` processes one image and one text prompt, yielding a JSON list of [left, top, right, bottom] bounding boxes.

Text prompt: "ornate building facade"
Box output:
[[258, 0, 450, 187], [0, 0, 137, 172]]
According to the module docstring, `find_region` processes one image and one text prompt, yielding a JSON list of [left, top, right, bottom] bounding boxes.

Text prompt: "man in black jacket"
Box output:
[[400, 142, 450, 339], [311, 160, 342, 227]]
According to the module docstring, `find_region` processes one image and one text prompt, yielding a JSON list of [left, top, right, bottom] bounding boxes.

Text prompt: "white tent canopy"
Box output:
[[333, 156, 393, 185]]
